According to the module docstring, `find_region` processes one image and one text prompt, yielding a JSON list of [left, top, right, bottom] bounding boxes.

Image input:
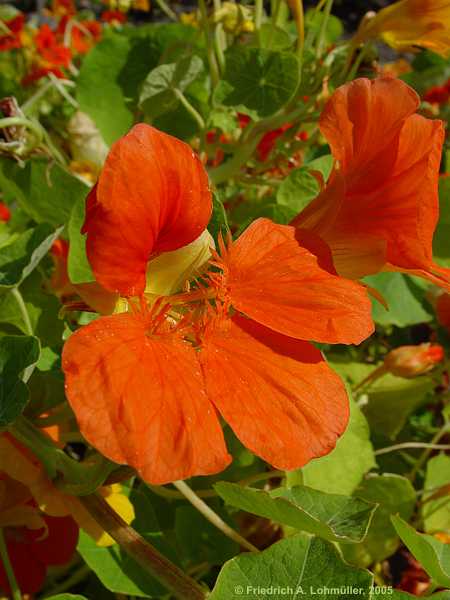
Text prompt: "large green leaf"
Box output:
[[139, 55, 204, 119], [302, 398, 376, 495], [392, 515, 450, 587], [77, 33, 133, 145], [341, 475, 416, 567], [277, 167, 320, 212], [215, 482, 377, 544], [220, 47, 299, 116], [0, 158, 88, 227], [209, 534, 374, 599], [422, 453, 450, 534], [364, 272, 432, 327], [67, 196, 95, 284], [0, 335, 40, 426], [0, 225, 62, 291]]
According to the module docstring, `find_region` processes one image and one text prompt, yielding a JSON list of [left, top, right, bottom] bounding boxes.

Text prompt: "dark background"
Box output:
[[1, 0, 395, 32]]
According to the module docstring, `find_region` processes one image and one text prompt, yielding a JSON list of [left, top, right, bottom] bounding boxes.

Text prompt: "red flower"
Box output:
[[0, 202, 11, 222], [71, 20, 102, 54], [0, 14, 25, 51], [292, 77, 450, 290], [62, 124, 374, 485], [423, 79, 450, 104], [0, 512, 78, 595], [101, 10, 127, 23], [35, 24, 71, 68]]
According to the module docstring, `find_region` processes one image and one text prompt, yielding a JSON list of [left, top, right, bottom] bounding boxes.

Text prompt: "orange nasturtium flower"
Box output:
[[61, 124, 374, 485], [353, 0, 450, 57], [292, 77, 450, 291]]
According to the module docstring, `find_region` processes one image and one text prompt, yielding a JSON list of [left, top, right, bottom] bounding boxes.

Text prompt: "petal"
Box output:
[[83, 125, 212, 296], [62, 312, 231, 484], [0, 537, 46, 595], [221, 218, 374, 345], [200, 316, 349, 470], [295, 78, 448, 289], [28, 515, 79, 566], [319, 77, 419, 193]]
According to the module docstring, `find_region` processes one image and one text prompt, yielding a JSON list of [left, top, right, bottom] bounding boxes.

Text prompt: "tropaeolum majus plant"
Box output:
[[2, 0, 450, 597], [62, 124, 374, 484]]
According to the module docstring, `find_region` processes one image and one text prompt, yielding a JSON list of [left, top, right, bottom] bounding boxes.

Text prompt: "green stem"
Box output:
[[173, 480, 258, 552], [208, 103, 310, 184], [375, 442, 450, 456], [255, 0, 263, 30], [409, 424, 450, 483], [154, 0, 177, 20], [11, 287, 33, 336], [174, 89, 205, 131], [315, 0, 333, 56], [0, 529, 21, 600], [198, 0, 220, 88], [11, 287, 37, 383], [291, 0, 305, 61], [79, 493, 206, 600], [0, 116, 43, 143], [345, 42, 371, 82]]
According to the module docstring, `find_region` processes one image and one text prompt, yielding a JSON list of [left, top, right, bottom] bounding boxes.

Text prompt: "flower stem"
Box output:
[[0, 116, 43, 142], [154, 0, 177, 21], [174, 89, 205, 131], [198, 0, 220, 88], [0, 528, 21, 600], [315, 0, 333, 56], [79, 493, 206, 600], [374, 442, 450, 456], [173, 480, 258, 552], [409, 424, 450, 483]]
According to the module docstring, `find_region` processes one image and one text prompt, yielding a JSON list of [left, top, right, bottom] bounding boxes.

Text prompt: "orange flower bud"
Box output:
[[384, 343, 444, 378]]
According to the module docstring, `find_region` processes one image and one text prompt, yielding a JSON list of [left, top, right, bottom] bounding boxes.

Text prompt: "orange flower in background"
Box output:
[[354, 0, 450, 57], [62, 124, 374, 485], [384, 343, 445, 378], [23, 23, 71, 84], [292, 77, 450, 291], [0, 14, 25, 51], [101, 9, 128, 23], [0, 475, 78, 596]]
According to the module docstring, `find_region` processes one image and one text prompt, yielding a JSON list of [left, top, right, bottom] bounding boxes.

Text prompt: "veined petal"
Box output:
[[319, 77, 419, 193], [83, 125, 212, 296], [294, 78, 448, 289], [62, 312, 231, 484], [200, 316, 349, 470], [220, 218, 374, 345]]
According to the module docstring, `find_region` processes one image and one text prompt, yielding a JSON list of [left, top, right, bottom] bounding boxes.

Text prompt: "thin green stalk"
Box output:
[[198, 0, 220, 88], [290, 0, 305, 61], [174, 89, 205, 131], [255, 0, 263, 30], [0, 528, 21, 600], [315, 0, 333, 56], [409, 424, 450, 483], [266, 0, 282, 49], [154, 0, 177, 20], [375, 442, 450, 456], [11, 287, 37, 383], [0, 116, 43, 143], [174, 480, 258, 552], [11, 287, 33, 336], [345, 42, 371, 82], [79, 493, 206, 600]]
